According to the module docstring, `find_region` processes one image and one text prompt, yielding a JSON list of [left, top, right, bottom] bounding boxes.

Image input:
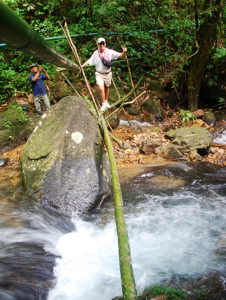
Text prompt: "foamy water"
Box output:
[[119, 119, 153, 127], [0, 164, 225, 300], [48, 177, 226, 299], [214, 130, 226, 144]]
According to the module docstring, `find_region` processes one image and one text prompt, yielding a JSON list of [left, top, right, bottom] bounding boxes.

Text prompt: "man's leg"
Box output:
[[33, 96, 42, 115], [97, 84, 105, 104], [104, 85, 110, 102], [42, 94, 50, 110]]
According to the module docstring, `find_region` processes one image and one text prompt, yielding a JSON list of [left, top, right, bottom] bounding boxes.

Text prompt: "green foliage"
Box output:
[[143, 285, 187, 299], [217, 97, 225, 110], [0, 0, 202, 104], [179, 109, 195, 126], [1, 102, 29, 139], [213, 47, 226, 59]]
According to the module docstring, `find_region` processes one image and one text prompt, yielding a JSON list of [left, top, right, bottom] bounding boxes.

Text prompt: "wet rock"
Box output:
[[140, 139, 160, 154], [22, 96, 111, 217], [142, 99, 164, 120], [203, 111, 216, 126], [150, 175, 185, 189], [165, 127, 213, 153], [0, 158, 9, 167]]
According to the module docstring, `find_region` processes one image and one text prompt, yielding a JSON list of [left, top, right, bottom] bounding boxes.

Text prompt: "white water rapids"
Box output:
[[48, 173, 226, 300]]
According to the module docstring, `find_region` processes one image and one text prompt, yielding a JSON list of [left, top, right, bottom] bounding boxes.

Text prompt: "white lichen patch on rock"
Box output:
[[71, 131, 83, 144], [33, 126, 38, 133]]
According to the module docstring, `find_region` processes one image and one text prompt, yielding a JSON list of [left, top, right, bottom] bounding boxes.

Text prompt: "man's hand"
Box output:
[[121, 45, 127, 53], [119, 45, 127, 58]]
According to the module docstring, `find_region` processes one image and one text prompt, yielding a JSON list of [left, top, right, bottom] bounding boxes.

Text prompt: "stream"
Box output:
[[0, 161, 225, 299]]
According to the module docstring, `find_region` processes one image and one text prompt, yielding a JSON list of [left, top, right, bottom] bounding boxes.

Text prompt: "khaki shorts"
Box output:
[[95, 71, 112, 87]]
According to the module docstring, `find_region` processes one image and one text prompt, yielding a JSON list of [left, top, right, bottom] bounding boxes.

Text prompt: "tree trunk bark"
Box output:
[[184, 0, 221, 111]]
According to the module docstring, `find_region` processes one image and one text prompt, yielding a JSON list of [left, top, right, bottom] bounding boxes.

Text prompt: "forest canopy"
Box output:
[[0, 0, 225, 109]]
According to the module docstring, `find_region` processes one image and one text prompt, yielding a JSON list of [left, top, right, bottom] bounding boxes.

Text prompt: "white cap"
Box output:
[[97, 37, 105, 44]]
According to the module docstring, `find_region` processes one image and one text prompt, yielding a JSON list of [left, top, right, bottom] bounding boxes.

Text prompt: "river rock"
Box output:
[[164, 144, 183, 159], [142, 99, 164, 120], [139, 138, 160, 154], [150, 175, 185, 189], [165, 127, 213, 153], [193, 109, 205, 118], [21, 96, 111, 216], [203, 111, 216, 126]]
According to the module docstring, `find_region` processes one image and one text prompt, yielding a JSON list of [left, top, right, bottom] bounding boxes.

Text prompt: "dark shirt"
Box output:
[[29, 73, 47, 97]]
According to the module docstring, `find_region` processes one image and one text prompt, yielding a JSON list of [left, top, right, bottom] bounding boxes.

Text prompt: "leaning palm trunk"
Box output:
[[101, 115, 137, 299]]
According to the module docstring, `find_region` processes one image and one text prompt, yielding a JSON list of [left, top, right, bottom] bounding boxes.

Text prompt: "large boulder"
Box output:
[[22, 96, 111, 216], [165, 127, 213, 153]]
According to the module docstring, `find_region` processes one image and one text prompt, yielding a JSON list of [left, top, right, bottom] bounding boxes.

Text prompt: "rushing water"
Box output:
[[0, 162, 225, 300]]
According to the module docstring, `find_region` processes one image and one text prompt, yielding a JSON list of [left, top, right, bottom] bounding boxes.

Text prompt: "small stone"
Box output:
[[164, 144, 183, 159], [193, 109, 205, 118], [189, 149, 202, 161], [139, 139, 160, 154]]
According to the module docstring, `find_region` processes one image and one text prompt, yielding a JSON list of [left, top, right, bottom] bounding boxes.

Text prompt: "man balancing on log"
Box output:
[[82, 37, 127, 112]]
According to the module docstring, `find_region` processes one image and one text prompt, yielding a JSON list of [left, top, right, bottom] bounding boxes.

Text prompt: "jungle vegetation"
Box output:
[[0, 0, 225, 110]]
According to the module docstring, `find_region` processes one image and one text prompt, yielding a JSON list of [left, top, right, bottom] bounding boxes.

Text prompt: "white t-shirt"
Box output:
[[87, 48, 121, 73]]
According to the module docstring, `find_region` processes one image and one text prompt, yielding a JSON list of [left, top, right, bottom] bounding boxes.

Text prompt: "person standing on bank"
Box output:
[[81, 37, 127, 112], [29, 64, 51, 115]]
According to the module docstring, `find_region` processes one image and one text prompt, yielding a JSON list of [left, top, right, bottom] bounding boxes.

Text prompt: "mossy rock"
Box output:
[[165, 127, 213, 151], [0, 102, 34, 147], [0, 102, 28, 130], [142, 99, 164, 120], [22, 96, 111, 217]]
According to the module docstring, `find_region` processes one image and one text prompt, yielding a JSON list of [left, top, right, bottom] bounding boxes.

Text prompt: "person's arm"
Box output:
[[32, 70, 40, 82], [119, 45, 127, 58], [81, 61, 89, 68], [43, 68, 50, 80]]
